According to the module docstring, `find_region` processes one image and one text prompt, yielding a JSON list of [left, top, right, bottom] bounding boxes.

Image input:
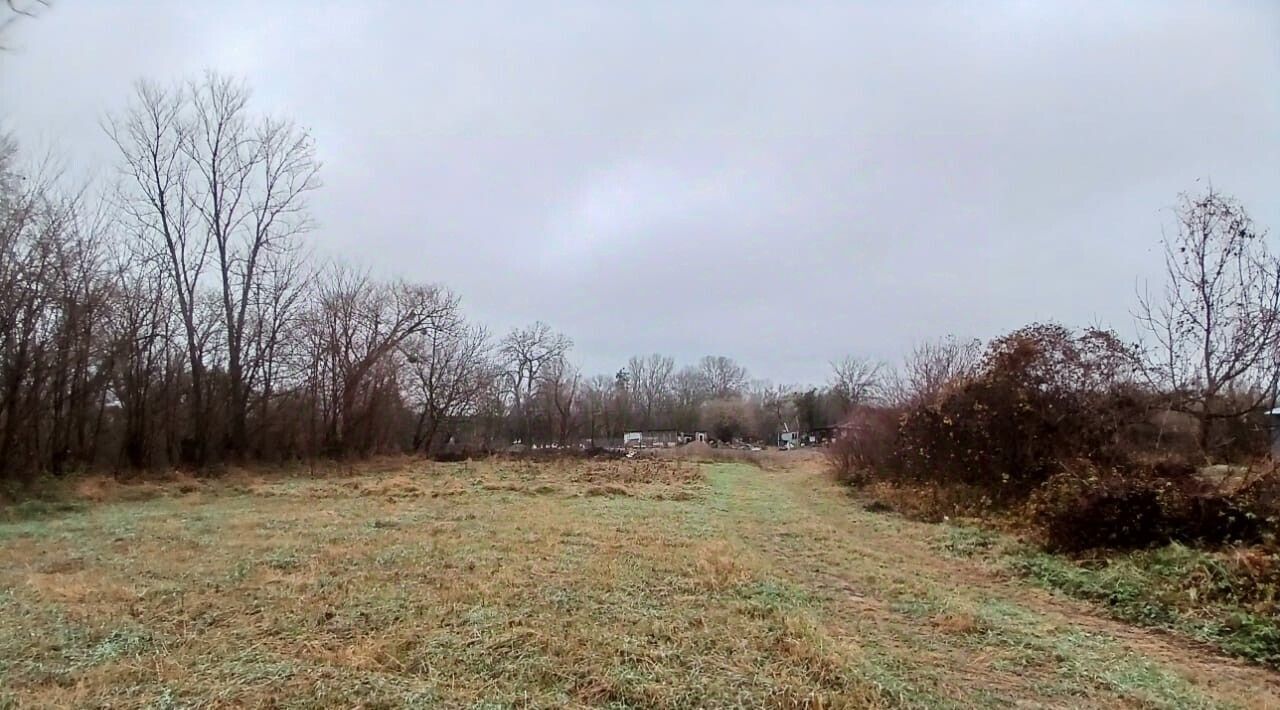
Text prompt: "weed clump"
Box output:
[[1030, 462, 1277, 553], [1012, 543, 1280, 667]]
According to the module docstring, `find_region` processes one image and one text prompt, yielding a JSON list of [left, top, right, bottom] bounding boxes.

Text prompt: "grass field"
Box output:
[[1, 456, 1277, 708]]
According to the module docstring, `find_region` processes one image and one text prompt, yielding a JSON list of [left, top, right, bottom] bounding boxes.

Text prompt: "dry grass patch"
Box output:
[[0, 460, 854, 708], [0, 455, 707, 512], [691, 540, 755, 591], [1, 459, 1272, 708], [931, 611, 989, 636]]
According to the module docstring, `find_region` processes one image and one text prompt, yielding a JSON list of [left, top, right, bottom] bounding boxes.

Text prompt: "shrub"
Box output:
[[1168, 489, 1264, 547], [893, 324, 1145, 500], [699, 398, 755, 443], [1030, 465, 1176, 552], [826, 406, 899, 485], [832, 321, 1275, 556], [1216, 409, 1273, 463], [1031, 462, 1278, 552]]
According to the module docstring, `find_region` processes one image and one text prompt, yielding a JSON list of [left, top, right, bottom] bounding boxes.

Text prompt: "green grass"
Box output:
[[973, 599, 1218, 708], [1010, 543, 1280, 668], [935, 525, 1000, 558]]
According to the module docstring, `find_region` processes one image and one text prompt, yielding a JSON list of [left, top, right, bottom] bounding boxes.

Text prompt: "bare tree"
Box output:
[[698, 355, 747, 399], [755, 382, 796, 441], [242, 247, 312, 458], [500, 322, 571, 445], [1137, 188, 1280, 456], [108, 74, 320, 461], [884, 336, 981, 407], [581, 373, 618, 444], [108, 80, 217, 464], [403, 320, 495, 454], [670, 365, 708, 431], [305, 267, 456, 455], [183, 73, 320, 457], [829, 356, 882, 414], [107, 252, 178, 468], [0, 139, 119, 476], [700, 397, 754, 443], [540, 354, 580, 446], [627, 353, 674, 428]]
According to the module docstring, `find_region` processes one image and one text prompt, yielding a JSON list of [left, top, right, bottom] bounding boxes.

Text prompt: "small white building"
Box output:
[[624, 430, 704, 448]]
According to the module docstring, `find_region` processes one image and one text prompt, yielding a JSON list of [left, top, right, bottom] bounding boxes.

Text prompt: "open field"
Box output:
[[1, 457, 1277, 708]]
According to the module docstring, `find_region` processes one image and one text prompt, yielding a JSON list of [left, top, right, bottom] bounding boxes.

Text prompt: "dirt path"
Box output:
[[710, 461, 1278, 708]]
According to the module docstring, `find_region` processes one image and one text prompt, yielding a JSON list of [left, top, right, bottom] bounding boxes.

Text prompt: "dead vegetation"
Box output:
[[0, 456, 706, 528], [827, 319, 1280, 670], [3, 458, 1275, 707]]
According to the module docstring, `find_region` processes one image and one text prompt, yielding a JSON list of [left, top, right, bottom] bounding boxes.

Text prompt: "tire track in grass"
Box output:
[[705, 462, 1272, 708]]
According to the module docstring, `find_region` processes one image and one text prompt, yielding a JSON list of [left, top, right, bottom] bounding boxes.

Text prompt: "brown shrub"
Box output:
[[831, 323, 1275, 554], [826, 406, 900, 485], [1030, 465, 1175, 551], [894, 325, 1147, 500], [836, 324, 1163, 505], [1031, 462, 1277, 553], [1216, 410, 1273, 462], [857, 480, 998, 523]]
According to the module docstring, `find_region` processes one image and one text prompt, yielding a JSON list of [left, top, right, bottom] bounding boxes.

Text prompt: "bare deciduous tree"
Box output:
[[0, 138, 119, 476], [829, 356, 882, 414], [1137, 188, 1280, 456], [184, 73, 320, 457], [884, 336, 982, 407], [111, 74, 320, 460], [107, 253, 177, 468], [756, 382, 796, 441], [403, 319, 495, 454], [700, 397, 754, 443], [306, 267, 456, 455], [670, 365, 708, 431], [581, 373, 618, 444], [627, 353, 674, 428], [108, 80, 214, 463], [698, 355, 747, 399], [540, 354, 580, 446], [500, 322, 571, 445]]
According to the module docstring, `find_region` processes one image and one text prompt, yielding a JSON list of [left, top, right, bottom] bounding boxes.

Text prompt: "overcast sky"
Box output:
[[1, 1, 1277, 385]]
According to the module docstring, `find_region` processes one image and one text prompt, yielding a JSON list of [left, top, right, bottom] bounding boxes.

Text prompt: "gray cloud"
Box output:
[[2, 0, 1277, 384]]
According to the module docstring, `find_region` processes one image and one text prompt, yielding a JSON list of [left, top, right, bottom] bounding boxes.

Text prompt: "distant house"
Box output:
[[625, 429, 680, 448], [623, 429, 706, 448], [806, 424, 855, 445]]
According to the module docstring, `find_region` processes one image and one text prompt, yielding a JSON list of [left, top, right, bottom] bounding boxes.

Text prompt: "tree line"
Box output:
[[3, 72, 1276, 482], [0, 74, 885, 480]]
